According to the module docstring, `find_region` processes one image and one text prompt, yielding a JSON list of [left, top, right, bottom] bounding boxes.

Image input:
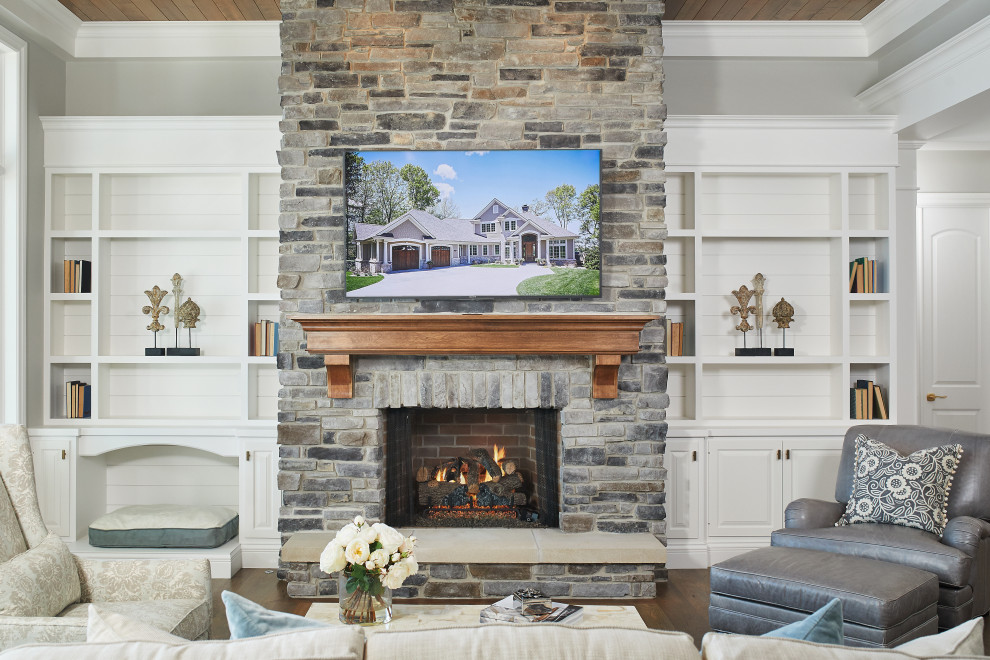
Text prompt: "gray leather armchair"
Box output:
[[772, 424, 990, 630]]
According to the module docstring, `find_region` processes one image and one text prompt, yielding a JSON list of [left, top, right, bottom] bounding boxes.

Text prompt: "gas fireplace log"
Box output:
[[513, 492, 526, 505], [416, 466, 431, 483], [419, 481, 460, 506], [465, 457, 481, 494], [489, 472, 522, 497], [502, 461, 516, 475], [468, 448, 503, 480]]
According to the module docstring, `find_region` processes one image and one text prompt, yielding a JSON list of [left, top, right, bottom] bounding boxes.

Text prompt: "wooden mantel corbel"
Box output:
[[291, 314, 657, 400]]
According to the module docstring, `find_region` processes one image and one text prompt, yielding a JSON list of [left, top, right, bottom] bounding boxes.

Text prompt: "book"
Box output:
[[665, 318, 672, 355], [63, 260, 71, 293], [874, 386, 888, 420], [80, 260, 92, 293], [850, 387, 857, 419], [480, 596, 583, 625], [856, 380, 874, 419], [82, 384, 91, 419]]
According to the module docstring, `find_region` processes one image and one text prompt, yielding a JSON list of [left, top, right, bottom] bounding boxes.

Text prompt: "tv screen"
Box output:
[[345, 149, 601, 298]]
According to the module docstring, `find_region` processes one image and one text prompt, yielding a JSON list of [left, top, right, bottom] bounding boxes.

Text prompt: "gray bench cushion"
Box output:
[[710, 547, 939, 647], [772, 523, 971, 587]]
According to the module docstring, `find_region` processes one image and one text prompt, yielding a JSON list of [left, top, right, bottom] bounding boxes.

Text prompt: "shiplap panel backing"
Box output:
[[250, 174, 280, 231], [106, 238, 241, 356], [104, 446, 238, 511], [849, 174, 888, 231], [663, 237, 695, 296], [700, 238, 834, 356], [701, 174, 838, 234], [103, 174, 242, 232], [250, 366, 279, 420], [250, 238, 278, 295], [666, 365, 695, 420], [664, 174, 692, 231], [52, 175, 92, 231], [703, 364, 839, 419], [102, 363, 241, 419], [849, 300, 889, 357], [51, 301, 91, 356]]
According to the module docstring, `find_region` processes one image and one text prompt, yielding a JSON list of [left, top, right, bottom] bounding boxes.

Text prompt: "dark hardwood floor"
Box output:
[[211, 568, 715, 646]]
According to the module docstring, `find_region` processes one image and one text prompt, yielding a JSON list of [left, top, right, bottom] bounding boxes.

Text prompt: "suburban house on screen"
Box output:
[[353, 198, 579, 273]]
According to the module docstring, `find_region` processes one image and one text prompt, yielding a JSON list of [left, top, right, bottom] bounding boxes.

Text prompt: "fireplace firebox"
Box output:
[[384, 408, 559, 528]]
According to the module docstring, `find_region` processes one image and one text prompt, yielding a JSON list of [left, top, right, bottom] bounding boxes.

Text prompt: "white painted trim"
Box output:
[[862, 0, 952, 55], [918, 193, 990, 207], [40, 115, 279, 133], [74, 21, 280, 59], [662, 20, 867, 58], [857, 16, 990, 130], [0, 0, 78, 58], [0, 27, 26, 425]]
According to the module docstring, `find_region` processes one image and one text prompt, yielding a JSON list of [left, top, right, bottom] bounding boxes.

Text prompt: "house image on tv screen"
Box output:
[[354, 198, 578, 273]]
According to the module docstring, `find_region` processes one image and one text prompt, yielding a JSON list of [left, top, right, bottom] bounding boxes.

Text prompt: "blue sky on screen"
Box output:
[[354, 149, 600, 218]]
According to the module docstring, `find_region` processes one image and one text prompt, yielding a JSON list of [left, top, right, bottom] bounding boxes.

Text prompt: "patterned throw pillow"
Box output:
[[838, 434, 963, 536]]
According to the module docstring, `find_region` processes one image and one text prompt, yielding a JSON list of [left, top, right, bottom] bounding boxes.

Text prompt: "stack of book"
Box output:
[[65, 381, 91, 419], [251, 321, 279, 357], [849, 257, 879, 293], [665, 319, 684, 357], [480, 596, 583, 624], [850, 379, 888, 420], [63, 260, 91, 293]]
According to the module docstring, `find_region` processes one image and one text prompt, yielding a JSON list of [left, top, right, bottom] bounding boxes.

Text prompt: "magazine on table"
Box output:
[[480, 596, 584, 624]]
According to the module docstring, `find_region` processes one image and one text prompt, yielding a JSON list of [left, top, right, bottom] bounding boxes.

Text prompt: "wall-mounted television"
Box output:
[[345, 149, 601, 299]]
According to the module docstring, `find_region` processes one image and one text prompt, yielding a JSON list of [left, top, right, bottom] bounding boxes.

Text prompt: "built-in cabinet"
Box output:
[[663, 117, 899, 568], [34, 117, 283, 575]]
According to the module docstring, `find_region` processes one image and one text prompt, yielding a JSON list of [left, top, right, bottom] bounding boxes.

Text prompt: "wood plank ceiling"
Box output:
[[55, 0, 882, 21]]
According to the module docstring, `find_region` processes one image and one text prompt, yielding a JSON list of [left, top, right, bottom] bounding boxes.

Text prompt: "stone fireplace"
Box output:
[[276, 0, 667, 598]]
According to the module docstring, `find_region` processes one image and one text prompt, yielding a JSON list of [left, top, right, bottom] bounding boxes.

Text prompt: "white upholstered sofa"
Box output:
[[0, 425, 212, 650]]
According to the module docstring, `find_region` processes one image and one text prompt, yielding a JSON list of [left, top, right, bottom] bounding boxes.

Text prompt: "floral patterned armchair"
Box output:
[[0, 425, 212, 650]]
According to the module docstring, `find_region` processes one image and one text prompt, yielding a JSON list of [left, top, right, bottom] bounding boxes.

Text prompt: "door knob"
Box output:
[[926, 393, 948, 402]]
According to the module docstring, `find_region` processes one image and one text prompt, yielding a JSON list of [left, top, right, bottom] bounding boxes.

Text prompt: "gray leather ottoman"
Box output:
[[709, 547, 939, 648]]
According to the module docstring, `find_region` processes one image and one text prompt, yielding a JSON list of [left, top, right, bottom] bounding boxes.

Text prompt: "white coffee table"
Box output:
[[305, 602, 646, 635]]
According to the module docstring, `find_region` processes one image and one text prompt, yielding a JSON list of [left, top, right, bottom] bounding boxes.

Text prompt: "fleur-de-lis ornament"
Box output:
[[142, 285, 169, 333], [730, 285, 757, 334]]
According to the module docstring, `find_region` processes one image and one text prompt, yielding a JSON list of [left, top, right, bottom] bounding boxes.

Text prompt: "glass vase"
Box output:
[[338, 572, 392, 625]]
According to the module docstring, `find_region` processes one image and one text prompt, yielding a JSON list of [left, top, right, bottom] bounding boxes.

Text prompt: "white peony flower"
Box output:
[[344, 538, 370, 565], [320, 541, 347, 574], [357, 524, 378, 545], [354, 515, 365, 526], [399, 536, 416, 554], [401, 556, 418, 576], [333, 523, 359, 547], [365, 560, 376, 570], [383, 561, 410, 589], [372, 522, 406, 554], [391, 552, 400, 563], [369, 549, 390, 569]]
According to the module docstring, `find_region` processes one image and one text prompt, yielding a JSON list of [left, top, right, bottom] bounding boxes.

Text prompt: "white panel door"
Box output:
[[782, 437, 843, 507], [665, 437, 702, 540], [239, 436, 278, 541], [920, 206, 990, 431], [30, 438, 71, 538], [707, 438, 782, 537]]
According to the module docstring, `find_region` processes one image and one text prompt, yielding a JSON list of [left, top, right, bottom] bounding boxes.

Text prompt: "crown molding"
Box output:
[[40, 115, 280, 131], [918, 193, 990, 206], [0, 0, 79, 57], [74, 21, 280, 58], [664, 115, 897, 130], [862, 0, 952, 55], [662, 20, 866, 58], [857, 15, 990, 130]]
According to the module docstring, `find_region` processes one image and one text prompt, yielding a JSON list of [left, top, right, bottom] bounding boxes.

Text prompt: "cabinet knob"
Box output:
[[776, 449, 781, 460], [926, 393, 947, 402], [785, 449, 790, 460], [246, 451, 251, 461], [61, 449, 66, 460], [691, 450, 697, 462]]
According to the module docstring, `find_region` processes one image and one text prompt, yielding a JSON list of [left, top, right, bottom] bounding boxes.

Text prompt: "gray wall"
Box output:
[[66, 59, 280, 115], [918, 150, 990, 193]]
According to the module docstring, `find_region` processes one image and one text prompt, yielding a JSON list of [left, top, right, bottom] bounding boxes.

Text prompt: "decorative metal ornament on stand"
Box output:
[[141, 285, 169, 356], [170, 273, 183, 352], [750, 273, 771, 356], [730, 284, 768, 356], [168, 297, 202, 356], [772, 297, 796, 356]]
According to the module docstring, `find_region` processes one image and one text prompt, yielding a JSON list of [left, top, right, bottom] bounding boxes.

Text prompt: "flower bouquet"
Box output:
[[320, 515, 417, 625]]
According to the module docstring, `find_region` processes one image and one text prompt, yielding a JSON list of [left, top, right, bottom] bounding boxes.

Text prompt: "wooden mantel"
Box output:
[[291, 314, 658, 399]]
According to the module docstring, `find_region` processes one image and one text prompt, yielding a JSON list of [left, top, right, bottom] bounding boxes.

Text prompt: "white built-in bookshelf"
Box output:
[[44, 156, 280, 425], [663, 168, 895, 426], [36, 117, 283, 573], [661, 117, 901, 569]]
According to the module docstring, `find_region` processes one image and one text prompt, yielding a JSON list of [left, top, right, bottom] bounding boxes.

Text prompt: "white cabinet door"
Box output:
[[665, 437, 702, 540], [30, 438, 72, 538], [239, 436, 278, 541], [707, 438, 782, 537], [782, 437, 843, 506]]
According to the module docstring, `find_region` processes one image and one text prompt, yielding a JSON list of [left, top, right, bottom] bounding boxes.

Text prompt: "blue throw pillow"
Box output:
[[763, 598, 844, 644], [221, 590, 328, 639]]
